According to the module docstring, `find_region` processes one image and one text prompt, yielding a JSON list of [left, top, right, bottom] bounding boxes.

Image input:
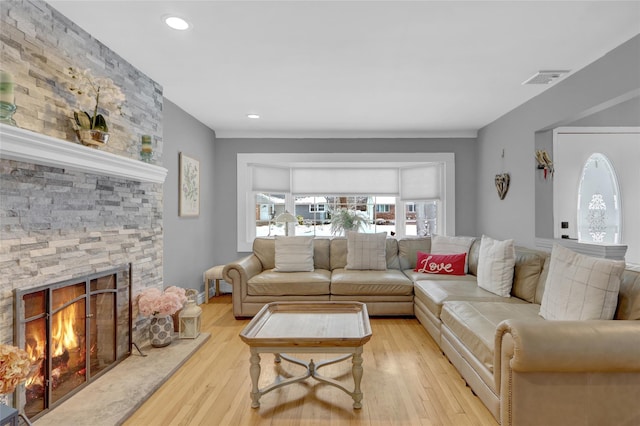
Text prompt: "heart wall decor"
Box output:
[[495, 173, 510, 200]]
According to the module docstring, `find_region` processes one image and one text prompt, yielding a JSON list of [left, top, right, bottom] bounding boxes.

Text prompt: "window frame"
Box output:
[[237, 153, 455, 251]]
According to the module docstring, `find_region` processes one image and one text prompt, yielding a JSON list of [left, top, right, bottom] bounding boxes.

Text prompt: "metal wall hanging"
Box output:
[[495, 148, 510, 200], [495, 173, 510, 200]]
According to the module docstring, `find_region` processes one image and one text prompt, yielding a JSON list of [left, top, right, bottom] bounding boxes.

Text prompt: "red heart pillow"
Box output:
[[414, 252, 466, 275]]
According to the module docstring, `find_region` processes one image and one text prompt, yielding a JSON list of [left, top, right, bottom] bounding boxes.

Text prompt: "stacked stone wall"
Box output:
[[0, 0, 165, 345]]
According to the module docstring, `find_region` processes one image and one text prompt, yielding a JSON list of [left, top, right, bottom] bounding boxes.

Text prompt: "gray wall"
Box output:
[[534, 130, 554, 238], [568, 96, 640, 127], [163, 99, 217, 293], [213, 137, 478, 264], [477, 34, 640, 247]]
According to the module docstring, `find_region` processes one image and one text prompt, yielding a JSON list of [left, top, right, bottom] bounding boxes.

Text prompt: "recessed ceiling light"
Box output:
[[247, 114, 260, 119], [164, 16, 190, 30]]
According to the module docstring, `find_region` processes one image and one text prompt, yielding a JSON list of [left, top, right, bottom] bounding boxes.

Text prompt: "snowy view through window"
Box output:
[[255, 194, 438, 238]]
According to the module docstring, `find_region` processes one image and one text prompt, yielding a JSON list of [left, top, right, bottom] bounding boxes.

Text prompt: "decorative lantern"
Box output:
[[178, 294, 202, 339]]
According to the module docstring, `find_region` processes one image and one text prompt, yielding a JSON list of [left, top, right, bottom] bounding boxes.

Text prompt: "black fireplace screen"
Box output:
[[14, 265, 131, 420]]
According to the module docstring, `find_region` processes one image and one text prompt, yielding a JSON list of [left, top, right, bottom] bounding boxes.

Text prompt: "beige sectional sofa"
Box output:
[[224, 236, 640, 425]]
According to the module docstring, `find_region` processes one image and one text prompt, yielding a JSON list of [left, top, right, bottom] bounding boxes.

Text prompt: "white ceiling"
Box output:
[[46, 1, 640, 138]]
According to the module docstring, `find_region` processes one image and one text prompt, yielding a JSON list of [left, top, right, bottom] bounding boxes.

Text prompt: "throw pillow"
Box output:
[[430, 234, 476, 273], [346, 232, 387, 270], [476, 235, 516, 297], [414, 252, 466, 275], [273, 236, 314, 272], [539, 244, 625, 320]]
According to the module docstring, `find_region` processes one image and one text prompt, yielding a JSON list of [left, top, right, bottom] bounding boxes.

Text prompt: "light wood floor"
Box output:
[[124, 295, 498, 426]]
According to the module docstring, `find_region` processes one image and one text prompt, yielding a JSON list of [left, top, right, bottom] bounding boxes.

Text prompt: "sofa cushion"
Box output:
[[539, 244, 625, 320], [535, 254, 551, 305], [346, 232, 387, 270], [414, 279, 527, 319], [617, 268, 640, 320], [467, 239, 481, 276], [441, 301, 542, 372], [331, 269, 413, 296], [431, 235, 476, 273], [253, 237, 276, 270], [477, 235, 515, 298], [247, 269, 331, 296], [253, 237, 331, 271], [512, 247, 548, 303], [273, 236, 314, 272], [415, 252, 466, 275], [405, 270, 477, 284], [398, 237, 432, 270], [312, 238, 331, 270], [331, 237, 400, 270]]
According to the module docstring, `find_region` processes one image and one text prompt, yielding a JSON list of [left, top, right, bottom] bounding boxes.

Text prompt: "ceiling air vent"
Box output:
[[522, 70, 570, 85]]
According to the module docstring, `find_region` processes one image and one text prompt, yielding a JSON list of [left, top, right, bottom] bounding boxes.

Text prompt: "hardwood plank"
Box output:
[[123, 295, 498, 426]]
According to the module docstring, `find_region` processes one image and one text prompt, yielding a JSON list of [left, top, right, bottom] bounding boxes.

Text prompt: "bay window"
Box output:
[[237, 153, 455, 251]]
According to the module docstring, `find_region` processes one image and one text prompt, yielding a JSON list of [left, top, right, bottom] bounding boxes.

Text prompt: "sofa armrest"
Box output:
[[223, 254, 263, 317], [496, 319, 640, 426], [495, 319, 640, 376]]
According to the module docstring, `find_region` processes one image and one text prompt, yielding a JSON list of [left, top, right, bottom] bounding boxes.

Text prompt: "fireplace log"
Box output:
[[52, 349, 70, 370]]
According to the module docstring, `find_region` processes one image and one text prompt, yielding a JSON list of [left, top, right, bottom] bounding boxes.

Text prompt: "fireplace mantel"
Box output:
[[0, 124, 167, 183]]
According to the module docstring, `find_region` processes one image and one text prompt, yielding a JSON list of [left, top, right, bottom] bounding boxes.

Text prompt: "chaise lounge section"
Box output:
[[414, 240, 640, 425]]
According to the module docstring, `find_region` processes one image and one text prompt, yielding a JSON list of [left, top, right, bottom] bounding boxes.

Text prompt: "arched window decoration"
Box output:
[[577, 153, 622, 244]]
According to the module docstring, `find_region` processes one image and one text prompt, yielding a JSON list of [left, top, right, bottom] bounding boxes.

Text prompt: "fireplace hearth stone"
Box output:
[[32, 333, 210, 426]]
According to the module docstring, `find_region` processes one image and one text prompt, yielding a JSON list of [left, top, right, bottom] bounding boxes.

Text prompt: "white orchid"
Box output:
[[67, 67, 125, 131]]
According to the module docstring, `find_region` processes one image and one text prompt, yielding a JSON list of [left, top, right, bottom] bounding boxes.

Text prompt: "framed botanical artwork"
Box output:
[[179, 152, 200, 217]]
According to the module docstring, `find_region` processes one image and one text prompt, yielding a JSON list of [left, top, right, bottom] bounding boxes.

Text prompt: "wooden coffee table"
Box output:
[[239, 301, 372, 409]]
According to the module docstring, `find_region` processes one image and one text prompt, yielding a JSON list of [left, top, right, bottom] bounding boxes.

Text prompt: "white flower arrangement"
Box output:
[[67, 67, 125, 132]]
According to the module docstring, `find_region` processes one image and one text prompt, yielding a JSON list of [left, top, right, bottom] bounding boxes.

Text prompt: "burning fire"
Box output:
[[52, 303, 80, 357], [24, 333, 43, 388], [24, 301, 82, 389]]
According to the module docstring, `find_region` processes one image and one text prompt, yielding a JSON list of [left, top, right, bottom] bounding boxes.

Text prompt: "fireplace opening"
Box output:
[[14, 265, 131, 420]]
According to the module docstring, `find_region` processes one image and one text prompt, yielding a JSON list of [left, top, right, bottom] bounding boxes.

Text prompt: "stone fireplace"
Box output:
[[1, 1, 168, 420], [14, 266, 130, 420], [1, 124, 168, 420]]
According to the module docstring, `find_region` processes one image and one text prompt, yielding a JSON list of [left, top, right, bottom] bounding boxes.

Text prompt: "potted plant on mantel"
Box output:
[[67, 67, 125, 148]]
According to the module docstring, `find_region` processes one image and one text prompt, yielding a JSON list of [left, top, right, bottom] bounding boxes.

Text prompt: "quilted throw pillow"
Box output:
[[273, 236, 314, 272], [430, 234, 475, 273], [346, 232, 387, 270], [414, 252, 466, 275], [476, 235, 516, 297], [539, 244, 625, 320]]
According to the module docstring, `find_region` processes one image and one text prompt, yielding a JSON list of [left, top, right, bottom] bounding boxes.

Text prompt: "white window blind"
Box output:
[[291, 167, 399, 195], [237, 153, 455, 252], [250, 164, 290, 192], [400, 164, 442, 200]]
